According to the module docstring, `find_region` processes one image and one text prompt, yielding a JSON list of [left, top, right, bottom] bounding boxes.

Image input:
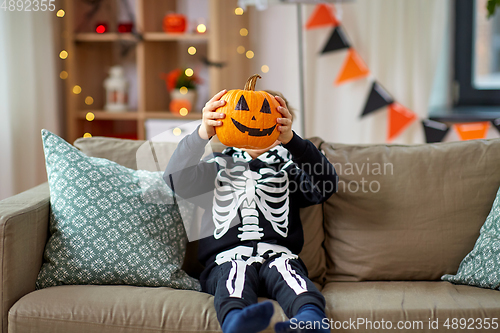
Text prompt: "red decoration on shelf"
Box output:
[[118, 22, 134, 33], [95, 23, 107, 34], [334, 48, 370, 86], [163, 13, 187, 33], [305, 4, 339, 30], [454, 122, 490, 141], [387, 103, 417, 142]]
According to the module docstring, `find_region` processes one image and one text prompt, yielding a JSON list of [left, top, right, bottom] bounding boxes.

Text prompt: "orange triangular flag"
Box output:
[[387, 103, 417, 142], [305, 4, 339, 30], [453, 122, 490, 141], [335, 48, 370, 86]]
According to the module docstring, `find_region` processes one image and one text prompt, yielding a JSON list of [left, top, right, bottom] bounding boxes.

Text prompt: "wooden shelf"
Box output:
[[77, 111, 202, 121], [74, 32, 208, 43], [63, 0, 249, 142], [77, 111, 139, 120], [143, 32, 209, 42], [75, 33, 138, 42], [144, 112, 202, 120]]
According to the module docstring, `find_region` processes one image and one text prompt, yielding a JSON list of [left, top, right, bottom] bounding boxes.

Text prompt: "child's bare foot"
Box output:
[[222, 301, 274, 333]]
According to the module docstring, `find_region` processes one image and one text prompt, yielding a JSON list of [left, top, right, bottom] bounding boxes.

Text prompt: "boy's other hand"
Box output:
[[199, 89, 227, 140], [275, 95, 293, 144]]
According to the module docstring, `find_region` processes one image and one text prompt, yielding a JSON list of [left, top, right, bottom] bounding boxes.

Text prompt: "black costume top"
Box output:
[[164, 128, 338, 270]]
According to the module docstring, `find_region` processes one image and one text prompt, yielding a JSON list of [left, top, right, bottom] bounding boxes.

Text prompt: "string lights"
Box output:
[[56, 7, 99, 137], [59, 50, 68, 59], [196, 24, 207, 33], [173, 127, 182, 136], [233, 6, 269, 74]]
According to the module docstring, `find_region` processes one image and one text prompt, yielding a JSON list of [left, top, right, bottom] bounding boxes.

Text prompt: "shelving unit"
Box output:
[[62, 0, 252, 142]]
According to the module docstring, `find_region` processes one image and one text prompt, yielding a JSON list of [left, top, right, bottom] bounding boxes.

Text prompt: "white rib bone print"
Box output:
[[208, 156, 291, 241]]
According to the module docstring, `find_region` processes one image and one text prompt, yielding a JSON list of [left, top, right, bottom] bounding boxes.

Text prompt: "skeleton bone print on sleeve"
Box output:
[[210, 157, 291, 241]]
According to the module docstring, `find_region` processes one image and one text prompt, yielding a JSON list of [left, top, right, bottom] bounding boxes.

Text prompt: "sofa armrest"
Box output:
[[0, 183, 50, 333]]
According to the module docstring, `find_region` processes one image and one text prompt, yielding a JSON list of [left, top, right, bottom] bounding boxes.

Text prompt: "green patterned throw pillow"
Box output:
[[37, 130, 200, 291], [442, 186, 500, 289]]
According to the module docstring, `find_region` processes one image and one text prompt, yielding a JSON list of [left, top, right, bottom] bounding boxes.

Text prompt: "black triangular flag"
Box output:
[[260, 98, 271, 114], [360, 81, 394, 117], [321, 26, 350, 54], [422, 119, 449, 143], [491, 118, 500, 134], [235, 95, 249, 110]]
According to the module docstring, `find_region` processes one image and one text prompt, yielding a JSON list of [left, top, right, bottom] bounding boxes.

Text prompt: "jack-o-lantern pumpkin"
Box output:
[[215, 74, 280, 149]]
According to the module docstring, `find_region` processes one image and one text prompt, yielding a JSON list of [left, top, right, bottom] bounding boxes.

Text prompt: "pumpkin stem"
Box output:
[[244, 74, 262, 91]]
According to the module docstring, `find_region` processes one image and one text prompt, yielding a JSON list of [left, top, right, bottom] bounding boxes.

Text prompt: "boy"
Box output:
[[164, 89, 337, 333]]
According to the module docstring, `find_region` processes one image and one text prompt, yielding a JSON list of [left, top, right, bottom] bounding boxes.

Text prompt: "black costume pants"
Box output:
[[203, 253, 326, 324]]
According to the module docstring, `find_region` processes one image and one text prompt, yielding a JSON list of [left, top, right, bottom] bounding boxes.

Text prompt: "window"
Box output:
[[455, 0, 500, 106]]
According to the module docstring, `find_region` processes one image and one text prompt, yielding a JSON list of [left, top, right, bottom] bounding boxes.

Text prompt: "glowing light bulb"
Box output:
[[73, 85, 82, 94], [185, 68, 194, 77], [173, 128, 182, 136], [246, 50, 254, 59], [179, 108, 188, 116], [237, 46, 245, 54], [240, 28, 248, 36], [85, 96, 94, 105], [235, 7, 244, 15], [188, 46, 197, 55], [56, 9, 65, 17], [59, 50, 68, 59], [83, 133, 92, 138], [59, 71, 68, 79], [86, 112, 95, 121], [261, 65, 269, 73], [196, 24, 207, 33], [179, 87, 188, 95]]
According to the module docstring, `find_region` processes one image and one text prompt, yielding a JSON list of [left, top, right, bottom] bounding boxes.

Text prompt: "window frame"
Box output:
[[455, 0, 500, 106]]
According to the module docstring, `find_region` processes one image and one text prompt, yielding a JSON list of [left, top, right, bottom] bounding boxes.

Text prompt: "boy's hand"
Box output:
[[199, 89, 227, 140], [275, 96, 293, 144]]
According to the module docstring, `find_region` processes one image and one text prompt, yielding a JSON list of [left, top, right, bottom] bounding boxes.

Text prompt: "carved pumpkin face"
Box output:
[[216, 74, 281, 149]]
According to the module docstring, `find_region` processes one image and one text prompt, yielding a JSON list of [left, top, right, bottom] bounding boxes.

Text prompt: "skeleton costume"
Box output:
[[164, 127, 337, 324]]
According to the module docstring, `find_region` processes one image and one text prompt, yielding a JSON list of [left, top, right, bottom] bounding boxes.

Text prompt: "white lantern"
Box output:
[[104, 66, 129, 112]]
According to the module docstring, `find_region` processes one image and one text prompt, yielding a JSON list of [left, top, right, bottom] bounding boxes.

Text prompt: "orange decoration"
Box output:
[[169, 99, 192, 114], [334, 48, 370, 86], [163, 13, 187, 33], [387, 103, 417, 142], [305, 4, 339, 30], [453, 122, 490, 141], [216, 74, 281, 149]]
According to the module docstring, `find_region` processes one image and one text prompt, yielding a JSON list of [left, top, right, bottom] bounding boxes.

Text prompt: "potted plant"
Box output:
[[161, 68, 201, 114]]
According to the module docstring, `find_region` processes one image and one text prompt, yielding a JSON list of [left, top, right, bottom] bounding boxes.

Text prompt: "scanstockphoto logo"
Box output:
[[328, 158, 394, 194]]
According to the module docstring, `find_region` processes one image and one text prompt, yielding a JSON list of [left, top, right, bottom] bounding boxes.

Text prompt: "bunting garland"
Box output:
[[454, 122, 490, 141], [422, 120, 450, 143], [321, 26, 350, 54], [491, 118, 500, 133], [335, 48, 370, 86], [305, 4, 499, 143], [361, 81, 394, 117], [305, 4, 339, 30]]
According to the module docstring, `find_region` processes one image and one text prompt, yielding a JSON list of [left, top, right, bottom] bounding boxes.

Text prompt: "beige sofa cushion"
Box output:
[[323, 281, 500, 332], [315, 138, 500, 282], [9, 285, 287, 333], [73, 136, 327, 284]]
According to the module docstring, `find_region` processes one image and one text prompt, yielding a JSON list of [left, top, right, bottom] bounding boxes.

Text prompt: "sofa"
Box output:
[[2, 135, 500, 333]]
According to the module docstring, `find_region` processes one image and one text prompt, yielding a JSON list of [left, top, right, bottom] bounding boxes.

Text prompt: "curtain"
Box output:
[[0, 11, 60, 200], [303, 0, 449, 144]]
